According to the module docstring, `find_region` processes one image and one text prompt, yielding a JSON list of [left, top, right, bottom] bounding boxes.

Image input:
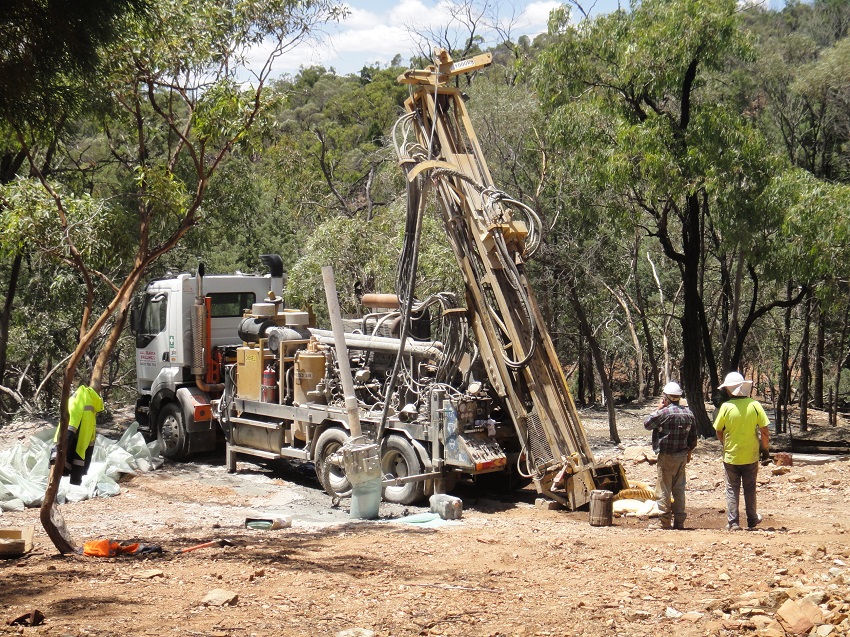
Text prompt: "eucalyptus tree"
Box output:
[[794, 38, 850, 414], [723, 2, 850, 422], [756, 169, 850, 428], [0, 0, 148, 417], [534, 0, 795, 436], [2, 0, 345, 553]]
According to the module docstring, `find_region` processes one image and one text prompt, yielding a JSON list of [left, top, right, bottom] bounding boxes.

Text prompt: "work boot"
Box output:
[[673, 521, 686, 530], [747, 513, 763, 530], [726, 522, 741, 531], [648, 520, 671, 530]]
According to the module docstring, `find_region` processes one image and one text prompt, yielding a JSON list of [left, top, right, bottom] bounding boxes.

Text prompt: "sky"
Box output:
[[268, 0, 624, 77], [261, 0, 789, 79]]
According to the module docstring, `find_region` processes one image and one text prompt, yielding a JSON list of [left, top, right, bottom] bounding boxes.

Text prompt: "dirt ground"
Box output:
[[1, 401, 849, 637]]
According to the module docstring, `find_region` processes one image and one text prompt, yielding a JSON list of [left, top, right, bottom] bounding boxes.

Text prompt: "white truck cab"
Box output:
[[132, 256, 284, 459]]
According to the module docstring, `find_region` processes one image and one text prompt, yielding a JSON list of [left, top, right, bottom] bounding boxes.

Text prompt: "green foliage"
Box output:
[[286, 204, 460, 326], [267, 65, 408, 222], [179, 152, 303, 276], [466, 76, 544, 204], [0, 178, 114, 263], [0, 0, 148, 129], [4, 0, 850, 423], [760, 168, 850, 283]]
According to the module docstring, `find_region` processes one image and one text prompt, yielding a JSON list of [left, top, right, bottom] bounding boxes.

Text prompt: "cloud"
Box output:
[[250, 0, 562, 77], [518, 1, 560, 31], [264, 0, 423, 73]]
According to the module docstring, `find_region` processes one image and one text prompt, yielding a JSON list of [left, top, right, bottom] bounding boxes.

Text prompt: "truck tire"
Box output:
[[157, 402, 189, 461], [381, 435, 426, 505], [314, 428, 352, 498]]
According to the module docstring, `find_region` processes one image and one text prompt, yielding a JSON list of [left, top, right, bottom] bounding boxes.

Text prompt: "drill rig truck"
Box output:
[[132, 51, 626, 509]]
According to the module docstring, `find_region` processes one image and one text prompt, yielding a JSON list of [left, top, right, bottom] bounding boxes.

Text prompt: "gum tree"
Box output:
[[3, 0, 345, 553], [0, 0, 149, 416], [535, 0, 781, 436]]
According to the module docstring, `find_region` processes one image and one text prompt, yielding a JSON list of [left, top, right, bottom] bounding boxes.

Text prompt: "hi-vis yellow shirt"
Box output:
[[54, 385, 104, 457], [713, 397, 769, 465]]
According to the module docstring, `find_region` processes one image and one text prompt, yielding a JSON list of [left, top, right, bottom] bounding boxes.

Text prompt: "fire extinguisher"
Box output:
[[262, 365, 278, 403]]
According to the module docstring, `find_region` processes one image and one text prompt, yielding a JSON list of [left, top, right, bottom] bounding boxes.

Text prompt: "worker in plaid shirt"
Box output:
[[644, 381, 698, 530]]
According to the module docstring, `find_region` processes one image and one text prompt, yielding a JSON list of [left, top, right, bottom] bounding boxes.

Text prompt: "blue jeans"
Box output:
[[655, 451, 689, 527], [723, 462, 759, 527]]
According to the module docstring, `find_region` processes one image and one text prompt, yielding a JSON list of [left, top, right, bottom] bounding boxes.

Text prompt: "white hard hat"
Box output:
[[662, 381, 682, 397], [718, 371, 753, 397]]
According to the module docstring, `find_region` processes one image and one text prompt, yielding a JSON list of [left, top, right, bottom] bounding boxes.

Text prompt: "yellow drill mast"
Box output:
[[394, 49, 625, 508]]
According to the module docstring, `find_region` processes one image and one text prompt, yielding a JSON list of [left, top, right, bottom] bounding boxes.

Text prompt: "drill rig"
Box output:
[[146, 50, 626, 510], [391, 49, 626, 508]]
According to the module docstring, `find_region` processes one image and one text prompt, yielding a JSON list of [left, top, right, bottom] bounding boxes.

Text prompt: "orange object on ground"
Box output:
[[82, 539, 140, 557]]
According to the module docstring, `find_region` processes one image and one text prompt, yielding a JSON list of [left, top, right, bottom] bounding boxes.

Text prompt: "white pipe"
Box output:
[[321, 266, 362, 439], [309, 329, 443, 358]]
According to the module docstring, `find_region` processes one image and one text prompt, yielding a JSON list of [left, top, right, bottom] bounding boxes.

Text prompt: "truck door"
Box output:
[[135, 291, 170, 392]]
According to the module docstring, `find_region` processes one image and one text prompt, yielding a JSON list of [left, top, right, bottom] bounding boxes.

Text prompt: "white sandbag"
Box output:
[[62, 479, 90, 503], [612, 498, 647, 516], [0, 468, 46, 507], [0, 422, 161, 508], [0, 497, 25, 512], [101, 444, 137, 479], [631, 500, 660, 518]]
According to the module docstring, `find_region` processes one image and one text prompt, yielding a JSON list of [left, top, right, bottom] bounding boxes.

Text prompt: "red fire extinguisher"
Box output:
[[262, 366, 278, 403]]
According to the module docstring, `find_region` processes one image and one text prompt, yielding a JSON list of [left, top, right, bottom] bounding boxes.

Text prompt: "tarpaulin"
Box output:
[[0, 422, 162, 512]]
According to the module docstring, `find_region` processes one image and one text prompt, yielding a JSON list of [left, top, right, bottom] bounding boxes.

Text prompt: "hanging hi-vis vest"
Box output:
[[54, 385, 104, 457]]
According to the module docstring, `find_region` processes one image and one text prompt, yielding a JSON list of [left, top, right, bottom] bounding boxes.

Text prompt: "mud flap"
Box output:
[[176, 387, 216, 453], [407, 436, 434, 495]]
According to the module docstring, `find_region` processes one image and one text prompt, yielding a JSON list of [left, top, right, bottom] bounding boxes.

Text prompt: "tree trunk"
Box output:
[[0, 251, 22, 418], [577, 335, 586, 407], [91, 297, 132, 393], [632, 232, 658, 397], [777, 281, 793, 434], [646, 252, 674, 387], [567, 283, 619, 444], [606, 283, 643, 400], [799, 291, 811, 432], [39, 362, 82, 554], [679, 197, 712, 438], [720, 251, 744, 375], [681, 277, 712, 436], [585, 348, 595, 405], [813, 300, 825, 409], [698, 292, 720, 396], [832, 301, 850, 427]]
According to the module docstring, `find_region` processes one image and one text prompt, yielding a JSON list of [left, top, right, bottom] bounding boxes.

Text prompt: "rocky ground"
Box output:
[[1, 400, 849, 637]]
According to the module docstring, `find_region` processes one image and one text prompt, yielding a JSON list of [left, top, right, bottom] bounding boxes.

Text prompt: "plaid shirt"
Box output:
[[644, 402, 698, 454]]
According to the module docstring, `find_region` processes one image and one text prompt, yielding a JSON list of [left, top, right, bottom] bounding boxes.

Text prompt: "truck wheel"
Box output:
[[315, 428, 352, 498], [381, 435, 425, 505], [157, 402, 189, 460]]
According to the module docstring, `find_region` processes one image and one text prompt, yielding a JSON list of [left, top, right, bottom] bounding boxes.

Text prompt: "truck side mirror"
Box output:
[[129, 294, 141, 336]]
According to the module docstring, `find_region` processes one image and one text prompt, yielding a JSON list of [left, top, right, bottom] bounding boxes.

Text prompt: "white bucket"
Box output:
[[343, 441, 382, 520]]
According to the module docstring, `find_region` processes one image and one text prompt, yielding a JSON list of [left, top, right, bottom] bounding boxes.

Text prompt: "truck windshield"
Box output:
[[209, 292, 255, 318], [136, 293, 168, 349]]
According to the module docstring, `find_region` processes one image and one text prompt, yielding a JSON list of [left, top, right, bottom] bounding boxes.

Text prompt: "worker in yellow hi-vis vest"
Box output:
[[50, 385, 104, 485]]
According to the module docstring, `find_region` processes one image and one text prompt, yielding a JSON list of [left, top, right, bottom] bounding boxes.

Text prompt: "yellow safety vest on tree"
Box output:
[[51, 385, 104, 485]]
